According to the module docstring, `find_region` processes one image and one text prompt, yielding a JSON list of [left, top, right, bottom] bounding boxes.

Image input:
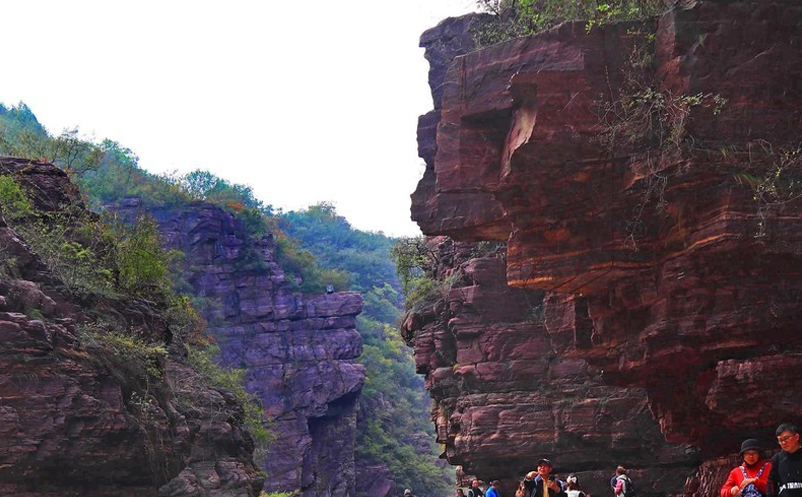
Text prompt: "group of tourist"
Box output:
[[447, 422, 802, 497], [453, 459, 628, 497], [721, 423, 802, 497], [517, 458, 627, 497]]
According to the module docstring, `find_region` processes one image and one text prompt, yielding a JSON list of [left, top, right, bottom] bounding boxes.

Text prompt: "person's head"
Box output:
[[457, 489, 465, 496], [537, 459, 553, 478], [565, 475, 579, 488], [491, 481, 500, 489], [405, 490, 413, 496], [739, 439, 763, 465], [776, 423, 801, 453], [472, 480, 481, 489], [615, 466, 627, 476]]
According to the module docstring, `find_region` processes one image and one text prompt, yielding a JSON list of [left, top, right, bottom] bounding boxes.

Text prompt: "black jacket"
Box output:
[[769, 450, 802, 497], [523, 476, 565, 497]]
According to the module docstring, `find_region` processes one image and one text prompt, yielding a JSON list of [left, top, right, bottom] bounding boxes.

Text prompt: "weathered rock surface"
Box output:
[[412, 1, 802, 495], [118, 199, 365, 497], [0, 158, 263, 496], [355, 463, 394, 497], [401, 238, 699, 497]]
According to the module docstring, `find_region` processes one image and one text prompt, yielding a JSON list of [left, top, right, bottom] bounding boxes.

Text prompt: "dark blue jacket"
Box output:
[[523, 475, 564, 497]]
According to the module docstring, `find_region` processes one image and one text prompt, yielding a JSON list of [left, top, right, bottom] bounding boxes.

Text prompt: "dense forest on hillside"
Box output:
[[0, 102, 451, 496]]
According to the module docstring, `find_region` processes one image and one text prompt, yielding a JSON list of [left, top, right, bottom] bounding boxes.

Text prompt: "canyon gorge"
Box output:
[[1, 1, 801, 496]]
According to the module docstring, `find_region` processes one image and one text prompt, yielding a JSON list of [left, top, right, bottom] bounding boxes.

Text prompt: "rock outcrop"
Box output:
[[0, 158, 263, 496], [117, 199, 365, 497], [411, 1, 802, 495], [401, 238, 699, 497]]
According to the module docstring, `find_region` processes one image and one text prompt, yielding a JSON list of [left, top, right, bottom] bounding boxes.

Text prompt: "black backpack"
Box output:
[[618, 476, 636, 497]]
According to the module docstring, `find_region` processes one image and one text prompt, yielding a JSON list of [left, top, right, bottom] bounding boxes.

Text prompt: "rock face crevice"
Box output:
[[411, 1, 802, 495], [117, 200, 366, 497]]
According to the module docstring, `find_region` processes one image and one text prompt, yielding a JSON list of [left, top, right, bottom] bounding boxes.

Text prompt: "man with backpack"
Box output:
[[612, 466, 636, 497]]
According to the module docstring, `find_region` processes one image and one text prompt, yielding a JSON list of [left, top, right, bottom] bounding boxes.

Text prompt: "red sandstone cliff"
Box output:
[[411, 1, 802, 496], [401, 238, 699, 497], [0, 158, 263, 496]]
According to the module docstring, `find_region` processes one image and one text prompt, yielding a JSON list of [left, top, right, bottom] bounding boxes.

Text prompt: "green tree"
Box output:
[[108, 214, 181, 296]]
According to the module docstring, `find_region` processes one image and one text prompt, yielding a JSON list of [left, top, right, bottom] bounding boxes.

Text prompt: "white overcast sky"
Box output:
[[1, 1, 478, 237]]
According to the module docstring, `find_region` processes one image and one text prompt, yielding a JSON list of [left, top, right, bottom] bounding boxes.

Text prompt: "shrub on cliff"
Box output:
[[391, 236, 463, 316], [0, 177, 179, 300], [80, 323, 168, 383], [473, 0, 667, 47], [0, 175, 34, 225], [186, 340, 272, 450]]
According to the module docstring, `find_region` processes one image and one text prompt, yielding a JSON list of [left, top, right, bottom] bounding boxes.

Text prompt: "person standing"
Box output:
[[720, 439, 771, 497], [769, 423, 802, 497], [611, 467, 623, 496], [565, 474, 586, 497], [487, 480, 501, 497], [469, 479, 485, 497], [523, 459, 564, 497], [613, 466, 634, 497]]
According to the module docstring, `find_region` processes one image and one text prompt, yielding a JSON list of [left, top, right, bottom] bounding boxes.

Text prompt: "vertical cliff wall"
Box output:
[[118, 200, 365, 497], [0, 159, 263, 496], [401, 238, 699, 497], [411, 1, 802, 495]]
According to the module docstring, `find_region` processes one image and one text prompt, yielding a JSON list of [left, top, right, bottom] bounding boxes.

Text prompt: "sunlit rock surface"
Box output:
[[411, 1, 802, 495]]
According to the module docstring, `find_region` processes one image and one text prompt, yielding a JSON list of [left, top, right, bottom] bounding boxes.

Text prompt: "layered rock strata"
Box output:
[[401, 238, 699, 497], [412, 1, 802, 495], [0, 158, 263, 496], [118, 199, 365, 497]]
